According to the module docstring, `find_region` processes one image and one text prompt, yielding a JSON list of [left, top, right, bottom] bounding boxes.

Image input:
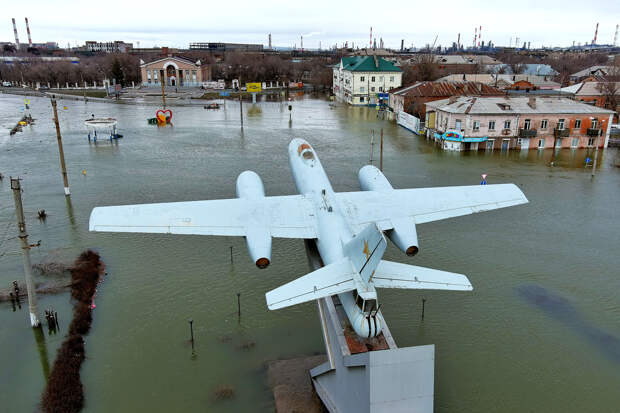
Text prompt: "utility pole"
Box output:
[[239, 81, 244, 129], [160, 73, 166, 108], [51, 97, 70, 196], [379, 128, 384, 171], [11, 178, 41, 327], [591, 128, 601, 177]]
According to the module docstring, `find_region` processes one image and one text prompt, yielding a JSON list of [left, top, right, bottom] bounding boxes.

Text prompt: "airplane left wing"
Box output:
[[89, 195, 317, 238]]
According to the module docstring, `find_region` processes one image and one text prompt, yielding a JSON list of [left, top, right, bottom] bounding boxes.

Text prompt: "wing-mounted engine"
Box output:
[[358, 165, 419, 256], [358, 165, 393, 192], [236, 171, 272, 268]]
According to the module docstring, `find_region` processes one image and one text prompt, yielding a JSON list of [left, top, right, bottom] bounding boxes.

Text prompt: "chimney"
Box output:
[[528, 97, 536, 109]]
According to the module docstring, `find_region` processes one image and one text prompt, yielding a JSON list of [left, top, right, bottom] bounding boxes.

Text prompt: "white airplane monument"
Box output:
[[89, 138, 528, 338]]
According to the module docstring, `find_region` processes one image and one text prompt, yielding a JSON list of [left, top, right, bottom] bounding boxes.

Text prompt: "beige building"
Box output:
[[140, 56, 211, 87], [425, 97, 615, 151], [333, 56, 402, 105]]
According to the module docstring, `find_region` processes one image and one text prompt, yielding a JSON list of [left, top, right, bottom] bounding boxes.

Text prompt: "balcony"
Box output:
[[587, 128, 601, 137], [519, 128, 537, 138], [554, 128, 569, 138]]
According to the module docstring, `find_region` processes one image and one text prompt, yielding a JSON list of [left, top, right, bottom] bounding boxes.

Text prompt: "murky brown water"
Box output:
[[1, 92, 619, 412]]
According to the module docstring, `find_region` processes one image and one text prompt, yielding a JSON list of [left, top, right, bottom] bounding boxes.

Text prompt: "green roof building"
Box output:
[[333, 56, 403, 105]]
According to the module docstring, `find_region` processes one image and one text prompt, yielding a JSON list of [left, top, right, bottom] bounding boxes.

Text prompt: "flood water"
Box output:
[[1, 92, 619, 412]]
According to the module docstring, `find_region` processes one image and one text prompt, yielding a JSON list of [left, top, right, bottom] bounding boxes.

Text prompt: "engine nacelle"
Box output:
[[236, 170, 265, 199], [358, 165, 394, 192], [236, 171, 271, 268], [386, 217, 419, 256], [245, 226, 272, 268]]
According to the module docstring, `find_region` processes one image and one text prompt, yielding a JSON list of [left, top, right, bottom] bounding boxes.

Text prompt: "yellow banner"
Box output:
[[246, 82, 262, 93]]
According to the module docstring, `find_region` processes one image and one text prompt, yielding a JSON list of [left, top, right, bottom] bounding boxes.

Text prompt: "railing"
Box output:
[[554, 128, 569, 138], [519, 128, 537, 138], [587, 128, 600, 137]]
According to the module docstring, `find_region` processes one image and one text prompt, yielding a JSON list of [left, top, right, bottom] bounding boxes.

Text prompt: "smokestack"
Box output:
[[25, 17, 32, 47], [593, 22, 599, 45], [457, 33, 460, 48], [474, 27, 477, 48], [268, 33, 272, 49], [400, 39, 404, 51], [370, 27, 372, 49], [479, 26, 482, 47], [614, 24, 618, 46], [300, 35, 303, 52], [12, 18, 20, 49]]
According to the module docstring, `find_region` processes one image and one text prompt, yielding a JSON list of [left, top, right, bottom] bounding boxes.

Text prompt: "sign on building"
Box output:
[[397, 111, 421, 134], [246, 82, 262, 93]]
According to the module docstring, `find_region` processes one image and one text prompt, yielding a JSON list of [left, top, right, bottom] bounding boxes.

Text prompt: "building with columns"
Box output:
[[140, 56, 211, 87]]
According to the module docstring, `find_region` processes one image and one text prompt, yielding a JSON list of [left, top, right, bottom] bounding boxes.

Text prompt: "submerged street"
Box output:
[[1, 92, 619, 412]]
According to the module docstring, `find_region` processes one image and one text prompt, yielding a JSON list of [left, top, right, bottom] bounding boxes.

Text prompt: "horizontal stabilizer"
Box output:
[[343, 223, 387, 284], [266, 258, 356, 310], [371, 260, 472, 291]]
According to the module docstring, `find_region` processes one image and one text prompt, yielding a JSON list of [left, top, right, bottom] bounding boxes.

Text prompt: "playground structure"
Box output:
[[84, 118, 122, 142], [148, 109, 173, 125]]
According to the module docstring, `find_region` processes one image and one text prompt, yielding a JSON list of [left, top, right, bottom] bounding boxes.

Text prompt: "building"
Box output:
[[333, 56, 402, 105], [399, 55, 502, 72], [570, 66, 617, 82], [388, 81, 505, 119], [84, 41, 133, 53], [424, 97, 615, 151], [438, 74, 561, 90], [140, 56, 211, 87], [189, 42, 263, 52], [487, 64, 558, 76], [560, 81, 620, 110]]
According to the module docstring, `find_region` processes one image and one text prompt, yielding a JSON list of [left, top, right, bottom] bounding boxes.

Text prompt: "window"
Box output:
[[191, 70, 197, 83], [371, 76, 375, 82], [371, 87, 375, 92], [557, 119, 565, 130], [147, 70, 151, 83], [517, 138, 523, 145], [571, 138, 579, 148], [154, 71, 158, 80], [360, 86, 365, 92], [504, 120, 511, 130], [390, 76, 394, 82], [538, 138, 545, 148], [541, 119, 548, 129], [588, 138, 595, 146], [379, 76, 383, 81], [360, 76, 365, 82], [524, 119, 531, 130], [455, 119, 462, 130], [379, 86, 383, 92], [486, 139, 494, 150], [489, 121, 495, 130], [591, 118, 598, 128], [574, 119, 581, 129], [360, 96, 365, 103], [473, 121, 480, 131]]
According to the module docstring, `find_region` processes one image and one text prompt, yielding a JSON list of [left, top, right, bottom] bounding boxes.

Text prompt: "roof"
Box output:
[[570, 65, 614, 78], [487, 64, 558, 76], [140, 55, 200, 67], [437, 74, 560, 88], [407, 54, 501, 65], [390, 81, 504, 97], [562, 81, 620, 96], [426, 96, 615, 115], [339, 56, 402, 72]]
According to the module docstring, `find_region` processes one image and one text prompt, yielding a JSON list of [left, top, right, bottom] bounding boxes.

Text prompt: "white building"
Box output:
[[333, 56, 402, 105]]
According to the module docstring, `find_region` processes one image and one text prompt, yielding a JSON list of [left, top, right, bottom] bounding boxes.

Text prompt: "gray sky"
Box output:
[[2, 0, 619, 50]]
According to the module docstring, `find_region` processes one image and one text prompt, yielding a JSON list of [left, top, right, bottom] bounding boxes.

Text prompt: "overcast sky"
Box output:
[[2, 0, 619, 50]]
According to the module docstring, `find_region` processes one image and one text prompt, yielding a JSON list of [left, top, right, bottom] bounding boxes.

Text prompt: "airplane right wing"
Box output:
[[266, 258, 357, 310], [337, 183, 528, 231], [371, 260, 472, 291]]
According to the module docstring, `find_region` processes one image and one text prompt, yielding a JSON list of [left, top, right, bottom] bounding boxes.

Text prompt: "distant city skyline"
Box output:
[[2, 0, 619, 50]]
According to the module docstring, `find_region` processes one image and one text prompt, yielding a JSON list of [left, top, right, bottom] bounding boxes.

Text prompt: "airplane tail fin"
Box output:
[[343, 223, 387, 284]]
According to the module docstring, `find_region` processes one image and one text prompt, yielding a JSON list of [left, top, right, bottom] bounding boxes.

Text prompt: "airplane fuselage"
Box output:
[[289, 139, 382, 338]]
